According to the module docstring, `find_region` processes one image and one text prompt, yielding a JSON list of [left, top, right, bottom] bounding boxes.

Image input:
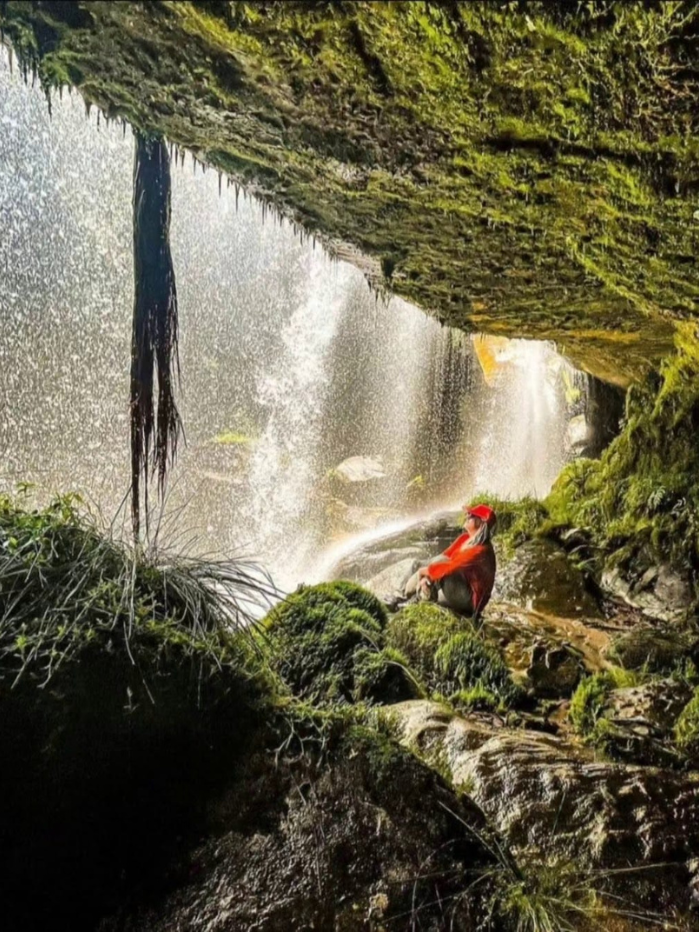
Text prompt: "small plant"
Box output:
[[674, 686, 699, 758], [569, 668, 639, 739]]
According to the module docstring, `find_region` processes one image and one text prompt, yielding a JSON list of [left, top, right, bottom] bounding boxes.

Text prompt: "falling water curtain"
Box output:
[[130, 131, 182, 544]]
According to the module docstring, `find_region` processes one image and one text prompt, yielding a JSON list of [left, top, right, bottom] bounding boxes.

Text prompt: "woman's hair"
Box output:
[[467, 515, 491, 546]]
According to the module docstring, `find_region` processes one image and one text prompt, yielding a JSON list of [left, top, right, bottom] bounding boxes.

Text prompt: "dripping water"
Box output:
[[0, 45, 588, 592]]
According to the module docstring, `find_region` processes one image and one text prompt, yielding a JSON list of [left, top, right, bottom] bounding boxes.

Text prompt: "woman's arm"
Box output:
[[427, 545, 482, 582], [442, 532, 469, 560]]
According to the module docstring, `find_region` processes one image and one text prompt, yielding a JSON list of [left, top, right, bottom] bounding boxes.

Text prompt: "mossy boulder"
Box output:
[[385, 602, 521, 708], [606, 627, 699, 674], [262, 581, 419, 705]]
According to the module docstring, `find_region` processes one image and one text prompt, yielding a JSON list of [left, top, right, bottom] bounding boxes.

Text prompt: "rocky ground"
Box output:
[[328, 511, 699, 928], [3, 495, 699, 932]]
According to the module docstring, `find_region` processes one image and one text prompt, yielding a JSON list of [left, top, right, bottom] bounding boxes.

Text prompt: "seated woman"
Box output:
[[403, 504, 497, 617]]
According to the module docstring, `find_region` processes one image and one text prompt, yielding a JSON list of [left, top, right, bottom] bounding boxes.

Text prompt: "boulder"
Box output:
[[601, 563, 693, 624], [328, 511, 461, 584], [483, 603, 609, 694], [526, 640, 584, 698], [332, 455, 386, 483], [606, 626, 698, 673], [595, 678, 693, 766], [494, 539, 602, 618], [364, 556, 418, 598], [99, 726, 494, 932], [387, 700, 699, 913]]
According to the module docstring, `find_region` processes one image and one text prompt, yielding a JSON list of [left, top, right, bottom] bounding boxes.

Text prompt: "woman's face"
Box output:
[[465, 514, 482, 535]]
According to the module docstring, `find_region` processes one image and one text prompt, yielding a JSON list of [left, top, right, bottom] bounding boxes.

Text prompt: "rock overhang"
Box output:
[[2, 0, 697, 382]]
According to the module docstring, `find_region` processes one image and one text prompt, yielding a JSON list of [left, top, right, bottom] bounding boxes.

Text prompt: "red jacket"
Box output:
[[426, 533, 496, 613]]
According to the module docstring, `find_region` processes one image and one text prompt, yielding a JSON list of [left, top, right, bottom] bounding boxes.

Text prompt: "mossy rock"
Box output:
[[385, 602, 464, 679], [434, 631, 522, 707], [263, 583, 414, 706], [675, 687, 699, 760], [2, 1, 690, 381], [385, 603, 521, 708], [569, 667, 639, 741], [606, 627, 697, 674], [353, 646, 424, 705]]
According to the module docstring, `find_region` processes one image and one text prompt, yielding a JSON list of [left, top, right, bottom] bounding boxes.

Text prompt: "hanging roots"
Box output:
[[131, 131, 182, 542]]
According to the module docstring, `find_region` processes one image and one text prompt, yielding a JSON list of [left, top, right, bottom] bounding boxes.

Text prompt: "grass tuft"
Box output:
[[0, 491, 277, 690]]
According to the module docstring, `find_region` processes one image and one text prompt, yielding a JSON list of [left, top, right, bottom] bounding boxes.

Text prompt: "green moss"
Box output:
[[2, 0, 693, 379], [451, 682, 499, 713], [546, 325, 699, 598], [569, 668, 639, 739], [385, 602, 463, 681], [262, 583, 411, 706], [385, 603, 520, 707], [674, 688, 699, 758], [353, 646, 424, 705], [320, 579, 389, 627], [434, 632, 521, 707]]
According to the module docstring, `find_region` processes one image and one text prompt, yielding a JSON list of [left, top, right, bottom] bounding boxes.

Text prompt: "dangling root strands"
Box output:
[[131, 131, 182, 543]]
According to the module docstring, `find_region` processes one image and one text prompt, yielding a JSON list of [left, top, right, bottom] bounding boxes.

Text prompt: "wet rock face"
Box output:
[[388, 701, 699, 912], [601, 563, 693, 624], [483, 603, 608, 696], [597, 679, 693, 766], [493, 539, 601, 619], [607, 627, 698, 673], [101, 730, 492, 932]]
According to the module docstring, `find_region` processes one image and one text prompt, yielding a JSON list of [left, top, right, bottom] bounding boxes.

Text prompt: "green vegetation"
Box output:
[[674, 687, 699, 759], [569, 667, 638, 740], [385, 602, 521, 708], [3, 0, 696, 380], [261, 580, 418, 705], [485, 857, 599, 932], [465, 495, 550, 556], [0, 490, 273, 692], [213, 429, 255, 445], [546, 325, 699, 599], [435, 631, 520, 706]]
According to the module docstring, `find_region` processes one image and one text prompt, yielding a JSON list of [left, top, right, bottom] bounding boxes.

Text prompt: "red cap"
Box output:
[[465, 503, 496, 529]]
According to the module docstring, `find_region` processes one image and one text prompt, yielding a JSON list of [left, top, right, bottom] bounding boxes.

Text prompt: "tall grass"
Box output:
[[0, 490, 279, 688]]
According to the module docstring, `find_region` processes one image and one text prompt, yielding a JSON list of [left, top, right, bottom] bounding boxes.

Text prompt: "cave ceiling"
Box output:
[[3, 0, 698, 383]]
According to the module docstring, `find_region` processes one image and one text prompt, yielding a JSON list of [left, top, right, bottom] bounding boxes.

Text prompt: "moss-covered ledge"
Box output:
[[3, 1, 697, 381]]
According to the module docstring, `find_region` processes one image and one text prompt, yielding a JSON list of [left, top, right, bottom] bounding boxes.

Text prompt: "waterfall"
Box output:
[[0, 45, 589, 592]]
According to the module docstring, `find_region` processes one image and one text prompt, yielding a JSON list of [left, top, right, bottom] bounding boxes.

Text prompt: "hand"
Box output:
[[418, 566, 429, 579]]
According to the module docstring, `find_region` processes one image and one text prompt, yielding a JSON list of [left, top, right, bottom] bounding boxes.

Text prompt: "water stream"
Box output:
[[0, 47, 587, 591]]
